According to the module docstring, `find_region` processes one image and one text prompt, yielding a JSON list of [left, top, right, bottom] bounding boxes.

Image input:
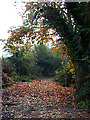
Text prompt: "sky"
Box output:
[[0, 0, 23, 58]]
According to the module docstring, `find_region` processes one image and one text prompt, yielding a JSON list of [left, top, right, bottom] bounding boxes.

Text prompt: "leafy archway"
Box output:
[[4, 1, 90, 96]]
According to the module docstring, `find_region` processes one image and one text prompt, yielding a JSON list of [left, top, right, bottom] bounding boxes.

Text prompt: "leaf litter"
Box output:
[[2, 79, 90, 119]]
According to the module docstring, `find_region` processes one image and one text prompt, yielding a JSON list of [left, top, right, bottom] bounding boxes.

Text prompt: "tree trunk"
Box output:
[[72, 60, 86, 93]]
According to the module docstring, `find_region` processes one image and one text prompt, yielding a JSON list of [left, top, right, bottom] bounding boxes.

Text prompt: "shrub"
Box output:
[[74, 80, 89, 111], [55, 69, 75, 87], [2, 58, 14, 74], [75, 80, 89, 101]]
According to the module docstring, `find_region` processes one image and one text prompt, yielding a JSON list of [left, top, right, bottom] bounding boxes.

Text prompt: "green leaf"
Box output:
[[40, 42, 43, 45]]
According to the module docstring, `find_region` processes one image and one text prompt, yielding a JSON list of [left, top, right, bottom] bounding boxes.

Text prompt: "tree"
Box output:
[[33, 44, 62, 76], [4, 1, 90, 93]]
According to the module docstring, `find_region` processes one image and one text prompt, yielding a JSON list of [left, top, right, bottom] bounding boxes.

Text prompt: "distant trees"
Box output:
[[2, 44, 62, 87], [34, 44, 62, 76]]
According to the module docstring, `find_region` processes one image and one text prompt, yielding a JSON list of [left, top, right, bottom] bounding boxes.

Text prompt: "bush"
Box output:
[[74, 80, 89, 111], [10, 71, 36, 82], [2, 72, 15, 88], [80, 100, 89, 110], [2, 71, 34, 88], [55, 69, 75, 87], [2, 58, 14, 74], [75, 80, 89, 101]]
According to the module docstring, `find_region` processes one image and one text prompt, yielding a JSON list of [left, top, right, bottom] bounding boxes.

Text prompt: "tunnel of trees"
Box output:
[[2, 1, 90, 111]]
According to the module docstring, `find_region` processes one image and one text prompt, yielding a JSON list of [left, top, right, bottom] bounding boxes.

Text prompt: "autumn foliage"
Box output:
[[3, 1, 90, 113]]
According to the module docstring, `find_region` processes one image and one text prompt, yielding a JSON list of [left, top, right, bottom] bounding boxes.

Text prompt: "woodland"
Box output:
[[1, 1, 90, 119]]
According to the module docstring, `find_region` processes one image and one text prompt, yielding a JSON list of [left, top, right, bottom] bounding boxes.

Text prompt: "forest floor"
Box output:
[[2, 77, 90, 119]]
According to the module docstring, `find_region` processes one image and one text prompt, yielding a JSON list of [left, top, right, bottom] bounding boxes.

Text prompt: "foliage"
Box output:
[[55, 68, 75, 87], [53, 41, 76, 81], [80, 100, 89, 111], [2, 57, 14, 74], [34, 44, 62, 76], [10, 72, 32, 82], [2, 44, 62, 87], [4, 1, 89, 83], [74, 80, 89, 111], [75, 80, 89, 101], [2, 72, 14, 88], [4, 2, 90, 63], [54, 47, 75, 87], [8, 48, 37, 76], [2, 49, 37, 87], [3, 1, 90, 109]]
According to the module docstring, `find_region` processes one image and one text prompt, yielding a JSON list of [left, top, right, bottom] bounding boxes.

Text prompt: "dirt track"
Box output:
[[2, 78, 89, 119]]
